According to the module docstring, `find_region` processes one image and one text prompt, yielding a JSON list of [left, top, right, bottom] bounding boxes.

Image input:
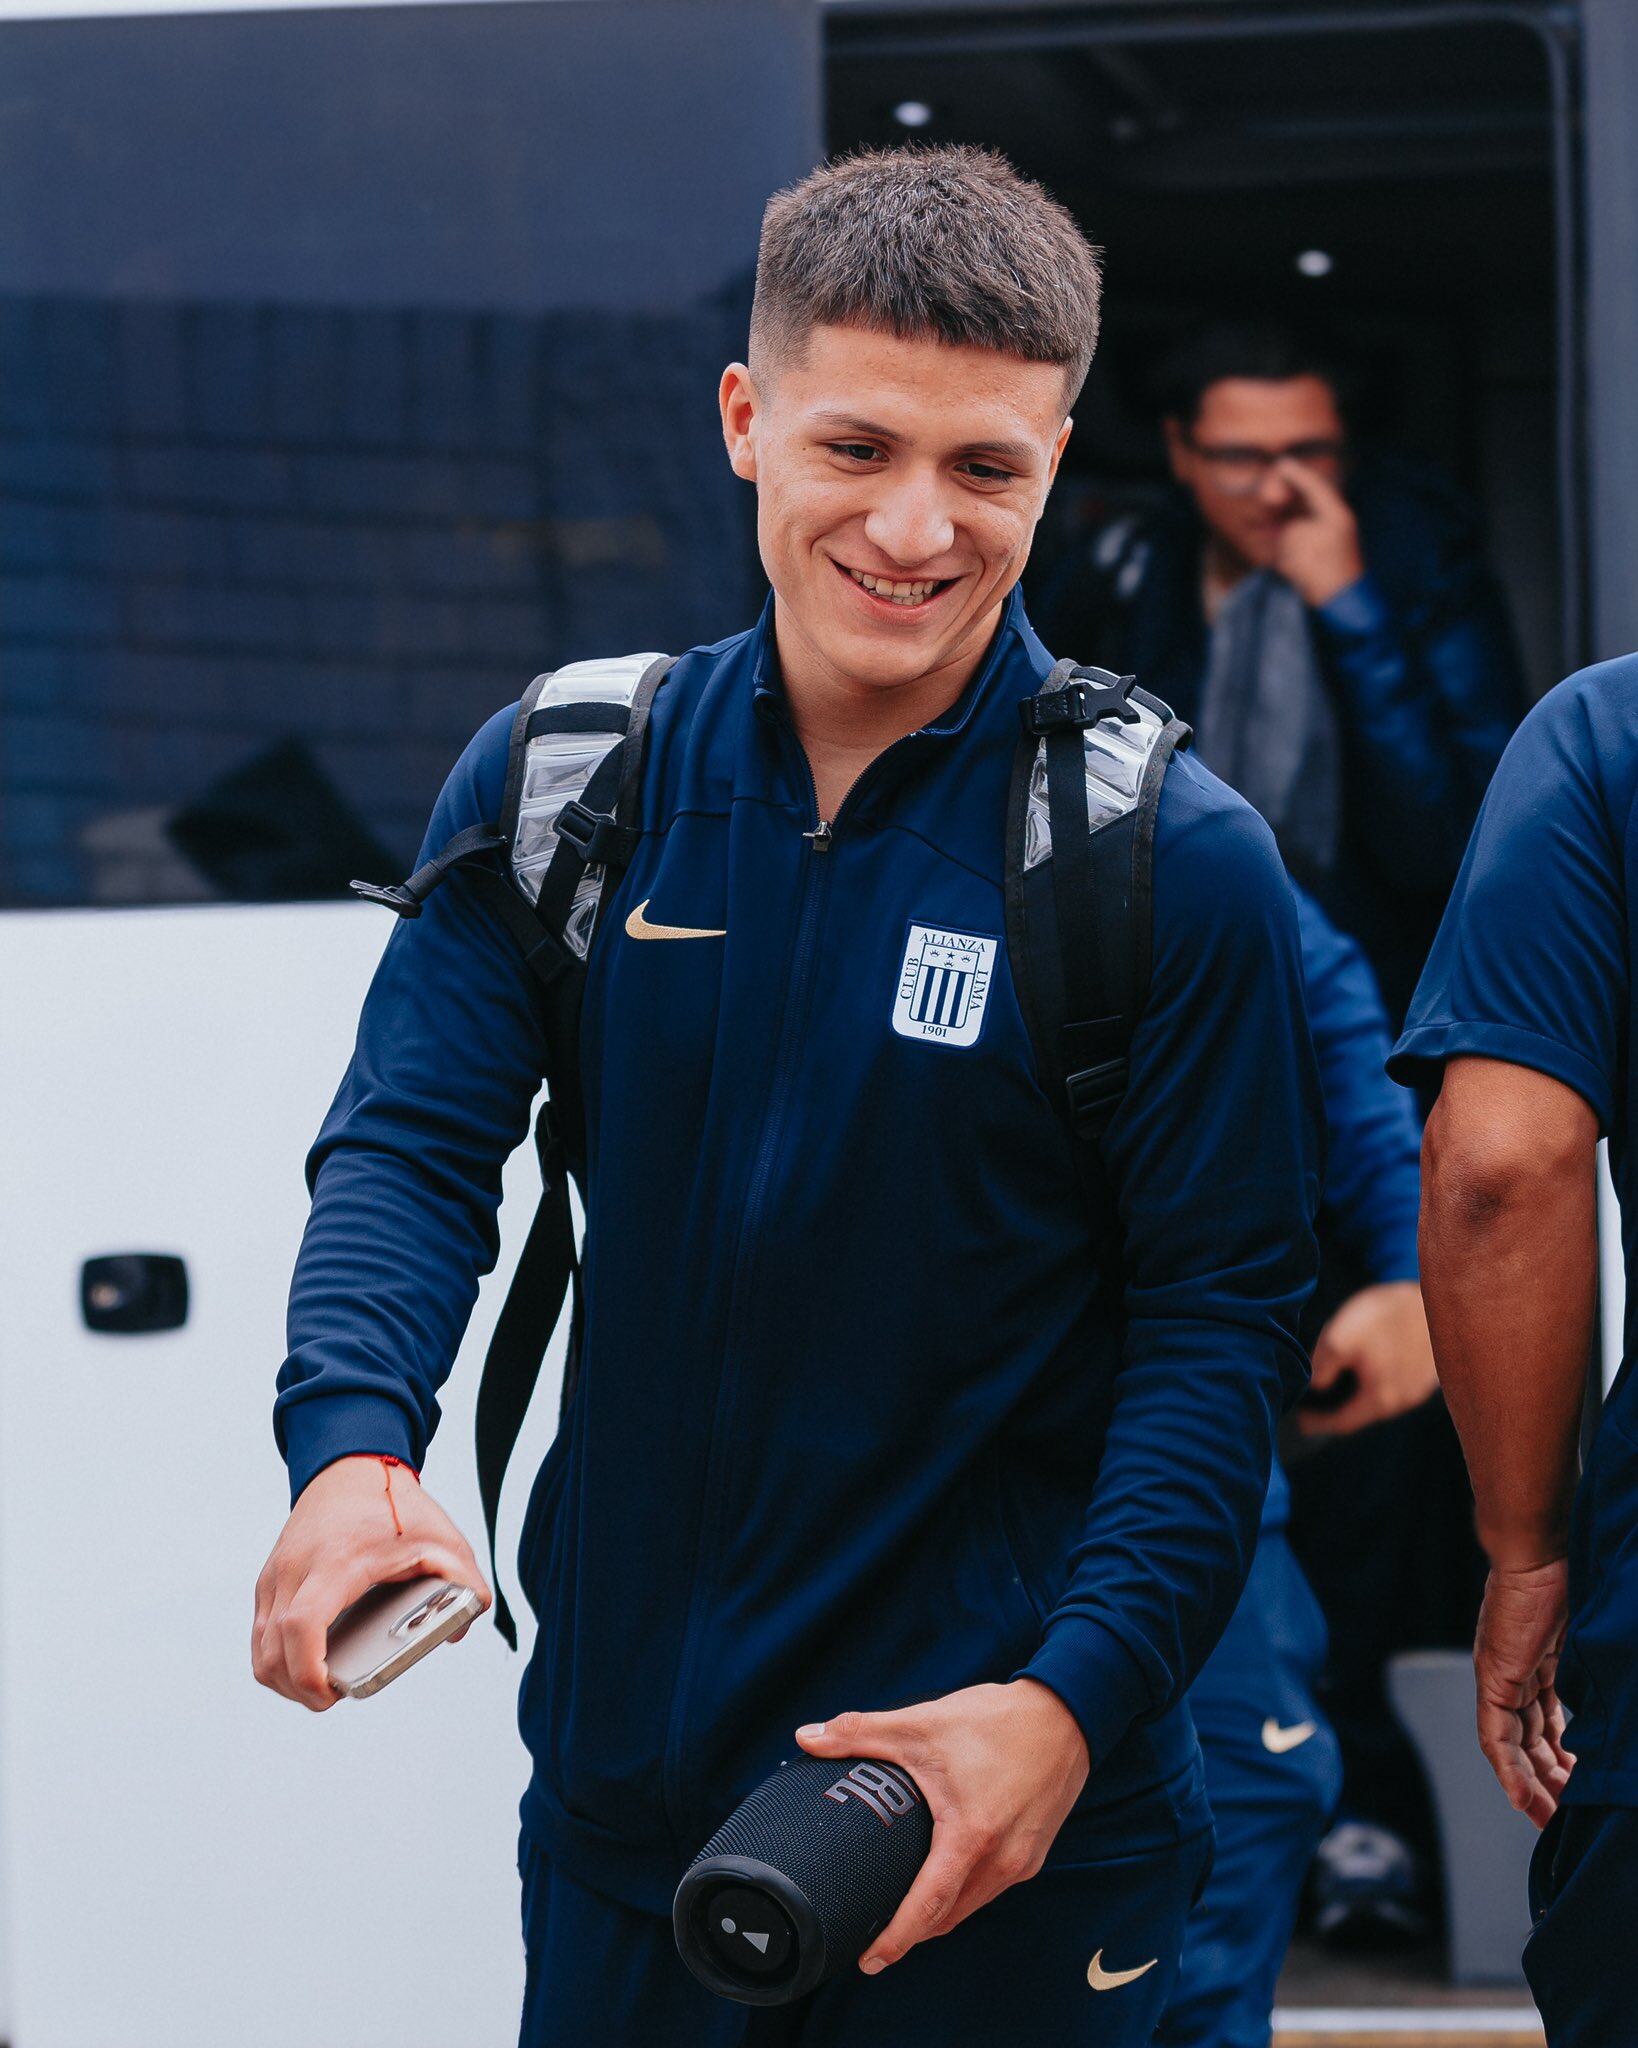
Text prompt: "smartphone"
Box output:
[[325, 1576, 484, 1700]]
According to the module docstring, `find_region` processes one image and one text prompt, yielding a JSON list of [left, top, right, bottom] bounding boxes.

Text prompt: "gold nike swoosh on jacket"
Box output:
[[1087, 1950, 1158, 1992], [1262, 1716, 1318, 1754], [624, 899, 727, 942]]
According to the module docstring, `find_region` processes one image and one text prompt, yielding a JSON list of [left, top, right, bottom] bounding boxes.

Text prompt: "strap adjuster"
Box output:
[[554, 798, 640, 870], [1066, 1057, 1128, 1130], [1020, 672, 1142, 738], [349, 879, 423, 918], [350, 822, 509, 920]]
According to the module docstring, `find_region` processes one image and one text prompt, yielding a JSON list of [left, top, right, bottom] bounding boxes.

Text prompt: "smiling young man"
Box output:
[[255, 149, 1320, 2045]]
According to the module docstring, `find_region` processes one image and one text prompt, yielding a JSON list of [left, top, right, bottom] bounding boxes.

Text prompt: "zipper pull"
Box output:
[[804, 820, 834, 854]]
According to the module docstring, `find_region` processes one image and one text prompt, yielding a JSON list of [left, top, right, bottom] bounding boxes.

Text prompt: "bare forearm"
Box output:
[[1420, 1060, 1598, 1567]]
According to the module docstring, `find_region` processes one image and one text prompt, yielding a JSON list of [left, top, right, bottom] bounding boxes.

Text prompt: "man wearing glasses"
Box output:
[[1040, 317, 1523, 1029]]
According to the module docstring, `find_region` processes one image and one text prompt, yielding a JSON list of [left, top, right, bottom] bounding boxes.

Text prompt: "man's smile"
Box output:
[[830, 556, 960, 615]]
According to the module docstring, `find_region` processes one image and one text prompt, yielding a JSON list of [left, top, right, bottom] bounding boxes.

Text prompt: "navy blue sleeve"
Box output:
[[1315, 562, 1520, 891], [274, 704, 551, 1504], [1019, 758, 1323, 1768], [1390, 660, 1638, 1130], [1296, 885, 1421, 1284]]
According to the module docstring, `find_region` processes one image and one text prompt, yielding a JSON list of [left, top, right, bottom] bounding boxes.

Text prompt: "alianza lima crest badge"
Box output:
[[892, 922, 998, 1049]]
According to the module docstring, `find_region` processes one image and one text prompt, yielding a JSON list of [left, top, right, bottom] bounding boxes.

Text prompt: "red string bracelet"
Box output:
[[378, 1454, 419, 1537]]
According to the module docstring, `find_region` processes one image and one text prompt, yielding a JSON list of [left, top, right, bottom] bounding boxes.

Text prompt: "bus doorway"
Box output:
[[827, 5, 1575, 699]]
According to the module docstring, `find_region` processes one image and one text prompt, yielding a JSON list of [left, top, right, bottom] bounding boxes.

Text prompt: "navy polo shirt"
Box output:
[[1391, 653, 1638, 1806]]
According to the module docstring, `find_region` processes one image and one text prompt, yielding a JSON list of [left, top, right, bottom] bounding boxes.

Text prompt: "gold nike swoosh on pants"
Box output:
[[624, 899, 727, 942], [1262, 1716, 1318, 1754], [1087, 1950, 1157, 1992]]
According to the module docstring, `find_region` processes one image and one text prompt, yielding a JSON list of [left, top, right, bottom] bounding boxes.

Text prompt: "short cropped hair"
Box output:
[[1153, 318, 1357, 426], [750, 146, 1103, 408]]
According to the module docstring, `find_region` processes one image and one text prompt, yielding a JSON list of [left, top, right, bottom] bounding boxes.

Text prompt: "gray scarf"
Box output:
[[1193, 569, 1341, 889]]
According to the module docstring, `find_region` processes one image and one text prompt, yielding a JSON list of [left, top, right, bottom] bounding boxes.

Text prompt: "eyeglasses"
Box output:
[[1184, 436, 1347, 497]]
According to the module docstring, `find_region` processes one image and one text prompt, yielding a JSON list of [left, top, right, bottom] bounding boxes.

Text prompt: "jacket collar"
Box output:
[[747, 582, 1033, 743]]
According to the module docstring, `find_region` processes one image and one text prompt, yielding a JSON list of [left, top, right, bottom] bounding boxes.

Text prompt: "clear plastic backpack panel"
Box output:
[[1021, 697, 1166, 873], [510, 652, 665, 912], [520, 734, 611, 806], [514, 733, 619, 900], [535, 654, 667, 711], [562, 870, 604, 957], [1023, 752, 1053, 870]]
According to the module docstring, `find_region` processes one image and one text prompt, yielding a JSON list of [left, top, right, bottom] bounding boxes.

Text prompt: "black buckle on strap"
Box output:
[[349, 879, 423, 918], [1020, 672, 1142, 737], [554, 799, 640, 870], [1066, 1058, 1128, 1131], [534, 1098, 567, 1174]]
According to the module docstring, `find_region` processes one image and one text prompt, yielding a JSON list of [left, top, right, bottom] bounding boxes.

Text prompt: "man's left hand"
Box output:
[[1272, 457, 1366, 609], [1299, 1279, 1438, 1436], [795, 1678, 1090, 1974]]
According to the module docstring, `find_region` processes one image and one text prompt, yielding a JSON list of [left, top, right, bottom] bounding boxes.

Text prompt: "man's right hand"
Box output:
[[252, 1456, 492, 1711], [1473, 1556, 1575, 1828]]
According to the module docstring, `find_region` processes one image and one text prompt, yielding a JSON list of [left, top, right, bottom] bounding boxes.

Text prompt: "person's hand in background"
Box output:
[[252, 1454, 491, 1710], [1299, 1279, 1438, 1436], [1272, 456, 1366, 609]]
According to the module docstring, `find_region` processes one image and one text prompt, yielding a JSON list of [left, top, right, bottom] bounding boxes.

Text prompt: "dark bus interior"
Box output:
[[828, 6, 1571, 698]]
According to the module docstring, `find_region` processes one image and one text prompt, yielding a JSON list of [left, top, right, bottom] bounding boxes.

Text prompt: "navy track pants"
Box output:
[[1525, 1802, 1638, 2045], [1157, 1526, 1343, 2048], [519, 1825, 1212, 2047]]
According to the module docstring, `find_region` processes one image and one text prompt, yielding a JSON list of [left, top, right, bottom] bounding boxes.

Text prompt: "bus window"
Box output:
[[0, 0, 810, 908]]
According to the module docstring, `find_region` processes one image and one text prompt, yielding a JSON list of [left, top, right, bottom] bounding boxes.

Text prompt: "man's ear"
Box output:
[[1045, 415, 1074, 492], [1161, 416, 1191, 484], [719, 362, 760, 484]]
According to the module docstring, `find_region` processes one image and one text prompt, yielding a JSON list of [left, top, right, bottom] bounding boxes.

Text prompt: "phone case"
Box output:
[[325, 1577, 484, 1699]]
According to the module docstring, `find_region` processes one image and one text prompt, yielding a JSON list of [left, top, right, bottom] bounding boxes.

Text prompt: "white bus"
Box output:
[[1, 2, 1632, 2041]]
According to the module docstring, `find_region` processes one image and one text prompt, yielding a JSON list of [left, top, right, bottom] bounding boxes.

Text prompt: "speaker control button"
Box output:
[[705, 1885, 795, 1980]]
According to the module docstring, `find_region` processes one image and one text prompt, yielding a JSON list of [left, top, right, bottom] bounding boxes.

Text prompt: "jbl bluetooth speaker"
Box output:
[[673, 1754, 933, 2005]]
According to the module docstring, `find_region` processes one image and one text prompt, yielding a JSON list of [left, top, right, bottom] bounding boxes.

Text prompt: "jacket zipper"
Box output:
[[659, 725, 831, 1850], [657, 723, 924, 1851]]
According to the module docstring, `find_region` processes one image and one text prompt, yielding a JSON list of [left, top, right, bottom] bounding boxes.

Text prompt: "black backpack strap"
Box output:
[[473, 1099, 577, 1650], [349, 821, 509, 918], [1006, 659, 1190, 1167], [352, 652, 676, 1645], [466, 653, 676, 1642]]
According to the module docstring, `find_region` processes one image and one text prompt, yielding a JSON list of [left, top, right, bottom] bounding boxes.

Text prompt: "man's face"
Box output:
[[1164, 375, 1348, 570], [719, 324, 1072, 696]]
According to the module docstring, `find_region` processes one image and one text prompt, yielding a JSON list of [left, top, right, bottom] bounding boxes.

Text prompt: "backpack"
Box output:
[[355, 651, 1190, 1645]]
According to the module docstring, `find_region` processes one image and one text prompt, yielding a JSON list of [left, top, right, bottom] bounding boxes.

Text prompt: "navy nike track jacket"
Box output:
[[276, 589, 1323, 1910]]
